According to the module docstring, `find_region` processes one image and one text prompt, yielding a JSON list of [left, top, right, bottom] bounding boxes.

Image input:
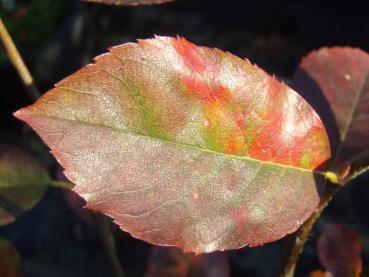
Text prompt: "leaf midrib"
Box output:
[[23, 112, 324, 175], [340, 67, 369, 142], [331, 66, 369, 170]]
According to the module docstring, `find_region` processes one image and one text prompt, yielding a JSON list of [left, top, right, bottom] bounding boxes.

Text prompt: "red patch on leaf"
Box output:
[[182, 77, 229, 103], [229, 207, 248, 228], [173, 37, 207, 75]]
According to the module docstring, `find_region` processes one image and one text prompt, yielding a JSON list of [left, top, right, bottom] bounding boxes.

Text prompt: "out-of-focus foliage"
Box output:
[[313, 224, 363, 277], [0, 237, 21, 277], [0, 0, 74, 62], [145, 247, 229, 277], [0, 144, 49, 226], [84, 0, 174, 6], [294, 47, 369, 183]]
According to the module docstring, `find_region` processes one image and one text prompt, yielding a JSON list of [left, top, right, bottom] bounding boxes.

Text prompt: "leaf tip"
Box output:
[[13, 108, 28, 121]]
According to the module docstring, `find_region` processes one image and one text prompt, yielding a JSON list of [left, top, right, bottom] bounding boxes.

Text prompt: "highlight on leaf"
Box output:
[[83, 0, 175, 6], [316, 224, 363, 277], [0, 145, 50, 226], [294, 47, 369, 183], [14, 36, 331, 253]]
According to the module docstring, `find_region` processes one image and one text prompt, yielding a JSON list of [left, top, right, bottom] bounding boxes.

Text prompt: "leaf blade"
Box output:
[[15, 36, 330, 253], [294, 47, 369, 181]]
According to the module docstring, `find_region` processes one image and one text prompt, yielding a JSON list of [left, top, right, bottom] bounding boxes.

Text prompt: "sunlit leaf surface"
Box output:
[[15, 36, 330, 253]]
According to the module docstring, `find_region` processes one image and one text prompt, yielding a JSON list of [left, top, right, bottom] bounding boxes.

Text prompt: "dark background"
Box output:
[[0, 0, 369, 276]]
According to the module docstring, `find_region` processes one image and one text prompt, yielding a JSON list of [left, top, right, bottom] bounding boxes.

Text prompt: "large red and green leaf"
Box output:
[[15, 36, 330, 253], [0, 145, 49, 226], [0, 238, 21, 277], [316, 224, 362, 277], [83, 0, 174, 6], [294, 48, 369, 182]]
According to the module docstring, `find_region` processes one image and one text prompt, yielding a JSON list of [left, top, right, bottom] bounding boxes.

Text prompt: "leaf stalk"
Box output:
[[0, 17, 40, 101], [280, 183, 340, 277]]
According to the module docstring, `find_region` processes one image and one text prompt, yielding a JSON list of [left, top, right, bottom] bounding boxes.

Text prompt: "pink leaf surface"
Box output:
[[317, 224, 362, 277], [83, 0, 174, 6], [0, 145, 49, 226], [57, 165, 95, 226], [15, 36, 330, 253], [294, 47, 369, 182]]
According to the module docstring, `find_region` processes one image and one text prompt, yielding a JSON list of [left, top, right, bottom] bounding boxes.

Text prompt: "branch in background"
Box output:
[[0, 17, 40, 101], [93, 213, 125, 277], [280, 184, 340, 277]]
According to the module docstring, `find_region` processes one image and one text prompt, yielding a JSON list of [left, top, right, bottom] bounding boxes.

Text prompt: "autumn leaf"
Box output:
[[0, 145, 49, 226], [15, 36, 330, 253], [316, 224, 362, 277], [0, 238, 21, 277], [83, 0, 175, 6], [294, 47, 369, 182]]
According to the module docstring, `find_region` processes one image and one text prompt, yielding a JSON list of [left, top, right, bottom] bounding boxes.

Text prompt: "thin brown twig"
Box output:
[[1, 14, 126, 277], [280, 183, 340, 277], [93, 212, 125, 277], [0, 17, 40, 101]]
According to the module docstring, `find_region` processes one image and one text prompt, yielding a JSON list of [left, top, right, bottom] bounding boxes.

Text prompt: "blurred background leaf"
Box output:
[[0, 144, 49, 226], [0, 237, 21, 277]]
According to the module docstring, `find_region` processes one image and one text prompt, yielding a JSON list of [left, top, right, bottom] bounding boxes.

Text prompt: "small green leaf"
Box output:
[[0, 145, 49, 226]]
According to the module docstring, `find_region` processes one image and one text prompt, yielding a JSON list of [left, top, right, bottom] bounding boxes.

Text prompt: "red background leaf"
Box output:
[[294, 47, 369, 180], [317, 224, 362, 277]]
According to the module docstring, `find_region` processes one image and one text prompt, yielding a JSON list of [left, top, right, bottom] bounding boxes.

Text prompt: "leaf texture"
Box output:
[[57, 166, 95, 226], [0, 145, 49, 226], [83, 0, 174, 6], [294, 47, 369, 181], [15, 36, 330, 253]]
